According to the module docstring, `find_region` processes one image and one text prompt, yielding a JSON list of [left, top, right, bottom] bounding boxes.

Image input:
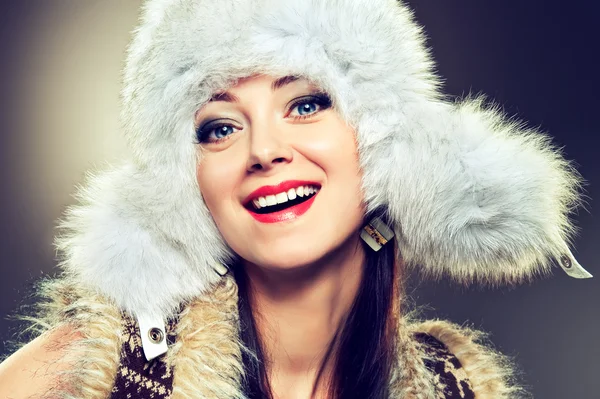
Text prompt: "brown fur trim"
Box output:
[[32, 277, 123, 399], [21, 276, 528, 399], [168, 275, 246, 399], [388, 253, 436, 399], [389, 315, 437, 399], [412, 320, 529, 399]]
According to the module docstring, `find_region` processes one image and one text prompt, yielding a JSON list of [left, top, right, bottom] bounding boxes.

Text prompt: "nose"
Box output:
[[246, 121, 293, 172]]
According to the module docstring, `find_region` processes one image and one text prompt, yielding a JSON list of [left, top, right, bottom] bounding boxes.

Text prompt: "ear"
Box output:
[[378, 97, 589, 284]]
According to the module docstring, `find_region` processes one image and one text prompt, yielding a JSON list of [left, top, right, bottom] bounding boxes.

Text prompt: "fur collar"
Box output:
[[36, 276, 525, 399]]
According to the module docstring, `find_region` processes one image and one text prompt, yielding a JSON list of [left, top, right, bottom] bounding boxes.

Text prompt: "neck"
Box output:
[[242, 234, 366, 398]]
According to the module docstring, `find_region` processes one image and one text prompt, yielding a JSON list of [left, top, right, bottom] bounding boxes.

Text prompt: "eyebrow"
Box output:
[[271, 75, 300, 91], [209, 75, 301, 103]]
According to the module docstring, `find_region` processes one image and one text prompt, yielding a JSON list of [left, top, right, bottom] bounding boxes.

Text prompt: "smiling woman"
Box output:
[[196, 75, 365, 273], [0, 0, 592, 398], [195, 75, 370, 396]]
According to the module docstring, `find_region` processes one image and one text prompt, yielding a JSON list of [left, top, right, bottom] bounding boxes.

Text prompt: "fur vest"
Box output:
[[33, 275, 525, 399]]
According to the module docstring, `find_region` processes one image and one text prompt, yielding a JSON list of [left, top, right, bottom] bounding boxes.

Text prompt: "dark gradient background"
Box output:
[[0, 1, 598, 397]]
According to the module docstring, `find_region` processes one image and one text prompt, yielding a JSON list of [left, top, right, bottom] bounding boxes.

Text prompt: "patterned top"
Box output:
[[109, 317, 475, 399], [110, 315, 177, 398]]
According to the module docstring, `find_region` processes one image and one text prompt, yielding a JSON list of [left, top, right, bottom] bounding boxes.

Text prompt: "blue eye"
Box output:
[[295, 102, 318, 116], [213, 125, 235, 138], [289, 94, 332, 118], [196, 123, 239, 144]]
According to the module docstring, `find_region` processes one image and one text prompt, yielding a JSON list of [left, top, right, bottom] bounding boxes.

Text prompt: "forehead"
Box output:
[[208, 74, 322, 103], [218, 74, 318, 92]]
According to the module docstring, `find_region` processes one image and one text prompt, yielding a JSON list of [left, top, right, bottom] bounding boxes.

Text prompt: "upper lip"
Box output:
[[243, 180, 321, 205]]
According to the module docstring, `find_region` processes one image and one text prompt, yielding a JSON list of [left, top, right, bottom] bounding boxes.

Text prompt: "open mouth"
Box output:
[[244, 185, 320, 215]]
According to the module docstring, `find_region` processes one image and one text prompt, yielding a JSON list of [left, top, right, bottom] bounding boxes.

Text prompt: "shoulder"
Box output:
[[0, 276, 125, 398], [411, 319, 529, 399], [0, 325, 83, 398]]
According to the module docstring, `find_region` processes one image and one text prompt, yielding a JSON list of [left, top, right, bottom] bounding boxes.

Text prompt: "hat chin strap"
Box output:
[[557, 248, 592, 279], [137, 264, 231, 359], [360, 217, 395, 252]]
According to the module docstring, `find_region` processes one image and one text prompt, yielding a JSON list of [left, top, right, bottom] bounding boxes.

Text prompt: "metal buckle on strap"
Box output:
[[137, 314, 168, 361], [360, 217, 395, 252]]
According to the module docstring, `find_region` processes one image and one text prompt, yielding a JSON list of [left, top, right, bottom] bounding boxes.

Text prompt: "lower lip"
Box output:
[[246, 194, 317, 224]]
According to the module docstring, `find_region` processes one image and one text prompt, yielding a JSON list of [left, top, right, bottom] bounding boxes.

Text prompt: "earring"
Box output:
[[360, 217, 395, 251]]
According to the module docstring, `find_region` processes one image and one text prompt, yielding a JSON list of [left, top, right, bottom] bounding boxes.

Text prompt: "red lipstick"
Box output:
[[244, 180, 320, 224]]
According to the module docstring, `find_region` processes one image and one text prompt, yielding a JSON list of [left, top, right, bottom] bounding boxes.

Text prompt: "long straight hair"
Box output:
[[233, 217, 397, 399]]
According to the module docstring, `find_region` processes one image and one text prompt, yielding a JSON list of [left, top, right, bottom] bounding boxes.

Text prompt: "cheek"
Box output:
[[195, 152, 241, 217], [300, 122, 362, 186], [297, 122, 365, 227]]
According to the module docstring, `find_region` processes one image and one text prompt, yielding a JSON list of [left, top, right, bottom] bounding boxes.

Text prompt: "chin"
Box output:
[[253, 247, 327, 271], [243, 233, 354, 272]]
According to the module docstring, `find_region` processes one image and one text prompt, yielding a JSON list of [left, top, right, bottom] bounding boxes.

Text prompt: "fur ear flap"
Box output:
[[53, 162, 230, 319], [375, 97, 588, 284]]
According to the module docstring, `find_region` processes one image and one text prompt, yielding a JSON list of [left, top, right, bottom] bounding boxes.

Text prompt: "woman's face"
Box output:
[[195, 75, 366, 270]]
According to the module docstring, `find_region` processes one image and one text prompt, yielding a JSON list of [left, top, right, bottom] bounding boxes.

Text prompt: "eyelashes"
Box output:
[[194, 92, 332, 145], [289, 93, 332, 118], [195, 122, 241, 144]]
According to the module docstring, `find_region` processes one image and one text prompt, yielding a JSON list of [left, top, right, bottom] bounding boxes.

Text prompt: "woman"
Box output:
[[0, 0, 591, 398]]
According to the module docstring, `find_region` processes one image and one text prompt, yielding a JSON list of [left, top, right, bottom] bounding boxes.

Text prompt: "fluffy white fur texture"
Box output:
[[55, 0, 583, 318]]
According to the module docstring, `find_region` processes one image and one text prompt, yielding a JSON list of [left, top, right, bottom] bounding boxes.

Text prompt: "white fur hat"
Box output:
[[55, 0, 590, 319]]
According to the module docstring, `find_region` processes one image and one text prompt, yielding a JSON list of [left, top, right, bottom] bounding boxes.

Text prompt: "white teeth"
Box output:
[[250, 185, 320, 210], [275, 192, 288, 204], [266, 195, 277, 206], [287, 188, 297, 200]]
